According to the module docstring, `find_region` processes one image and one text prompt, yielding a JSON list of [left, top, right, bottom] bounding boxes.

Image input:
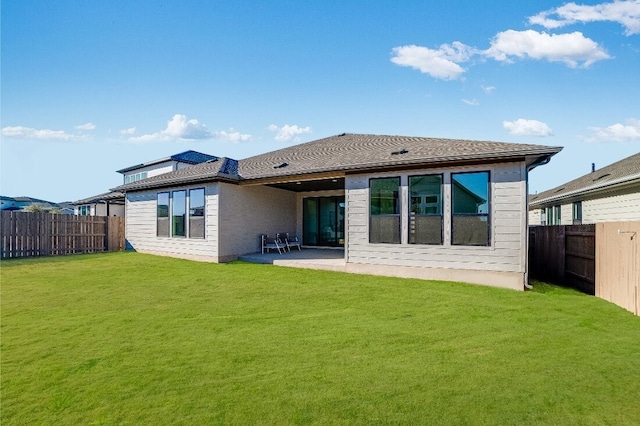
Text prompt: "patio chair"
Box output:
[[285, 233, 302, 251], [261, 234, 285, 254]]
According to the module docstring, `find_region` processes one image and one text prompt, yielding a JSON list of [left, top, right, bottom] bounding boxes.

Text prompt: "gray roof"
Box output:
[[529, 152, 640, 207], [116, 150, 218, 173], [113, 133, 562, 192], [112, 157, 238, 192]]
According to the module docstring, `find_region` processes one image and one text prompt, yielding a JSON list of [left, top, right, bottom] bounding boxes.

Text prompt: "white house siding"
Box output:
[[217, 183, 297, 261], [345, 162, 528, 290], [528, 208, 542, 225], [125, 183, 219, 261], [123, 160, 177, 183], [583, 190, 640, 223]]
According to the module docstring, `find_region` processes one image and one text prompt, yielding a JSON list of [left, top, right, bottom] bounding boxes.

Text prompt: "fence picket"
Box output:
[[0, 211, 125, 259]]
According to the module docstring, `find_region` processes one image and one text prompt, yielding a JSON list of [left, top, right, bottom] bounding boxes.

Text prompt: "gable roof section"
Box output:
[[113, 133, 562, 192], [116, 150, 218, 173], [529, 152, 640, 207], [113, 158, 238, 192]]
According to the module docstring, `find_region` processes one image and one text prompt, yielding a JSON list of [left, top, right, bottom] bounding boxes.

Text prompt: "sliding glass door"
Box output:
[[303, 196, 345, 247]]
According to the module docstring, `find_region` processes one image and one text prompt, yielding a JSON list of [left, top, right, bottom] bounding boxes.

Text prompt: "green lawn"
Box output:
[[2, 252, 639, 425]]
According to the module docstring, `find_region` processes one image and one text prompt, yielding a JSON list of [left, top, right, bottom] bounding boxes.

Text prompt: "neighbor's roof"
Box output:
[[113, 133, 562, 192], [73, 191, 125, 205], [116, 150, 218, 173], [529, 152, 640, 207]]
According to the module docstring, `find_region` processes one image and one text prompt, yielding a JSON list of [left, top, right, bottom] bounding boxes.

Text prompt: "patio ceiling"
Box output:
[[266, 177, 345, 192]]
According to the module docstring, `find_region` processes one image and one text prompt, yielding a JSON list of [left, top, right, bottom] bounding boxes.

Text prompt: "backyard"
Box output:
[[2, 252, 639, 424]]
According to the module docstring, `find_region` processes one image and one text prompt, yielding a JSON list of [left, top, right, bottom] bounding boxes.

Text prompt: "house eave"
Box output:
[[529, 173, 640, 208]]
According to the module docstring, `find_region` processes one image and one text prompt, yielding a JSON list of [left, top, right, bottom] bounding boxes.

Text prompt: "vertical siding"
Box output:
[[218, 183, 297, 259], [125, 184, 219, 259], [346, 162, 527, 274]]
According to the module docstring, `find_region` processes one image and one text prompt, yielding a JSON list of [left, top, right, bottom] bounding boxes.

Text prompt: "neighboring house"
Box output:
[[73, 191, 126, 217], [74, 150, 217, 217], [529, 152, 640, 225], [113, 133, 561, 290], [0, 196, 59, 211]]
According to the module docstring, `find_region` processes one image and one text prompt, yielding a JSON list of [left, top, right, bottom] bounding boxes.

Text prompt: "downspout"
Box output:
[[523, 157, 550, 290]]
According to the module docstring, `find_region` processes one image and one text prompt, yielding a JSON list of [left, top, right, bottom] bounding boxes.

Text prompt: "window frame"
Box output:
[[188, 188, 206, 239], [369, 177, 401, 244], [572, 201, 582, 225], [451, 171, 491, 247], [157, 192, 170, 237], [408, 174, 443, 245], [171, 190, 187, 238]]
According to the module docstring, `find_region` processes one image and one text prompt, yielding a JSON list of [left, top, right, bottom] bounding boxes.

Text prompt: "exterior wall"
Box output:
[[528, 208, 542, 225], [125, 183, 219, 261], [583, 189, 640, 223], [529, 185, 640, 225], [346, 162, 528, 290], [75, 203, 125, 217], [218, 183, 297, 260], [122, 160, 178, 182]]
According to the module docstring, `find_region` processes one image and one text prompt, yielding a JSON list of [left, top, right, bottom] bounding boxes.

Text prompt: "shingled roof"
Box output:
[[116, 150, 218, 174], [529, 152, 640, 207], [113, 157, 239, 192], [113, 133, 562, 192]]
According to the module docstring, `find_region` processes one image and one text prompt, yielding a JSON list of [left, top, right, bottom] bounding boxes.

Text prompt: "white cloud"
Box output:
[[503, 119, 553, 136], [216, 128, 252, 142], [481, 85, 496, 94], [462, 99, 479, 106], [129, 114, 212, 142], [529, 0, 640, 35], [75, 122, 96, 130], [1, 125, 78, 141], [120, 127, 136, 135], [484, 30, 610, 68], [390, 42, 475, 80], [267, 124, 312, 142], [586, 118, 640, 141]]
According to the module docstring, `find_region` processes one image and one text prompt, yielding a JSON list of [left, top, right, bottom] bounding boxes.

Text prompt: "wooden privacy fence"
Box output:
[[529, 224, 596, 294], [0, 211, 125, 259], [529, 222, 640, 316], [596, 222, 640, 316]]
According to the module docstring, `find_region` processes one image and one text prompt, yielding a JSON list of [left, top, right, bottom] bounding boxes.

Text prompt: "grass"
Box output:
[[2, 252, 639, 425]]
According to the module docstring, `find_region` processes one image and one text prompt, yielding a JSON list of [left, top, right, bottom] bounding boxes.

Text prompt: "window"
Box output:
[[124, 172, 148, 184], [78, 205, 91, 216], [172, 190, 186, 237], [540, 208, 547, 225], [554, 205, 561, 225], [452, 172, 490, 246], [189, 188, 205, 239], [370, 177, 400, 244], [409, 174, 443, 244], [572, 201, 582, 225], [547, 207, 554, 225], [157, 192, 170, 237]]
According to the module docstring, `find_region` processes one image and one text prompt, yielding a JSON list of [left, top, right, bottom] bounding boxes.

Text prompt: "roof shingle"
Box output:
[[529, 152, 640, 206], [113, 133, 562, 192]]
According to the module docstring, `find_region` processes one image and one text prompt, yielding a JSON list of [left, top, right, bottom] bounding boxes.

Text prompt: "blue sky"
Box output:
[[2, 0, 639, 202]]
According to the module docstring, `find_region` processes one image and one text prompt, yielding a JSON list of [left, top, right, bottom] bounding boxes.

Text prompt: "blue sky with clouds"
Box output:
[[2, 0, 639, 202]]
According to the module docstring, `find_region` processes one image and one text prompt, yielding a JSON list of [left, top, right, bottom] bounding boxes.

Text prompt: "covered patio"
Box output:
[[238, 248, 346, 272]]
